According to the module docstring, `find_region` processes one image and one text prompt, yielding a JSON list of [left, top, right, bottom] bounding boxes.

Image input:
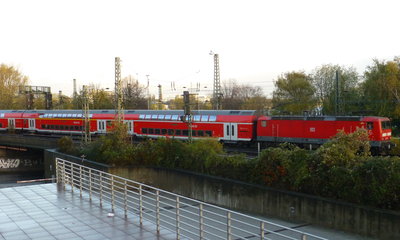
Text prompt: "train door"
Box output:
[[97, 120, 107, 134], [28, 119, 36, 130], [223, 123, 238, 141], [124, 120, 134, 135], [8, 118, 15, 130]]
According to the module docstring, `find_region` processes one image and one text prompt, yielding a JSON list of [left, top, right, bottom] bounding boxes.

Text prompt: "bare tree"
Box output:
[[122, 75, 147, 109]]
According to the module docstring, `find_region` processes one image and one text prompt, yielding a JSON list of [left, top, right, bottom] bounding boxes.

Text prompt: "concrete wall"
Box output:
[[110, 167, 400, 240]]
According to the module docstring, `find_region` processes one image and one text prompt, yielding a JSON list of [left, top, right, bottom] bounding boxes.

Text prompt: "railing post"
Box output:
[[199, 203, 204, 240], [62, 161, 66, 190], [55, 158, 59, 184], [301, 234, 307, 240], [111, 175, 115, 213], [139, 185, 143, 225], [99, 172, 103, 207], [79, 165, 83, 198], [89, 168, 92, 201], [227, 211, 232, 240], [176, 196, 180, 240], [124, 180, 128, 218], [260, 221, 264, 240], [156, 190, 160, 233], [70, 162, 74, 193]]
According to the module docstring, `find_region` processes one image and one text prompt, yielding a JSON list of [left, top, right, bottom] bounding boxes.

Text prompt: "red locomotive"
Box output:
[[0, 109, 393, 151], [256, 115, 392, 150]]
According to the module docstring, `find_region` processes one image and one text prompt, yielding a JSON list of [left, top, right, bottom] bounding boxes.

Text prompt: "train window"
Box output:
[[201, 115, 209, 122], [161, 129, 167, 134], [205, 131, 212, 137], [192, 130, 197, 137], [149, 129, 154, 134], [176, 130, 181, 135], [74, 126, 79, 130], [193, 115, 201, 122], [261, 120, 267, 127], [168, 129, 174, 135], [171, 115, 179, 121], [139, 114, 145, 119], [145, 115, 151, 119], [72, 114, 77, 118], [209, 116, 216, 122], [78, 114, 83, 118], [142, 128, 148, 134], [158, 115, 165, 120], [367, 122, 373, 130], [55, 125, 59, 130], [183, 130, 188, 136], [61, 114, 66, 117], [382, 121, 391, 130], [151, 115, 158, 119], [165, 115, 171, 120], [155, 129, 161, 134], [41, 124, 44, 129], [198, 130, 204, 137]]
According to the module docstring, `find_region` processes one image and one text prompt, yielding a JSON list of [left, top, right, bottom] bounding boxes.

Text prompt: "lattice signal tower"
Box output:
[[115, 57, 124, 122], [210, 51, 222, 110]]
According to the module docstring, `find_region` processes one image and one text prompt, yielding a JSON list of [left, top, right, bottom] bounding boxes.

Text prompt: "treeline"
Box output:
[[58, 127, 400, 210]]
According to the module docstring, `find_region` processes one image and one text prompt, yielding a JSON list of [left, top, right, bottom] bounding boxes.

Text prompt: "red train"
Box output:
[[0, 109, 394, 151]]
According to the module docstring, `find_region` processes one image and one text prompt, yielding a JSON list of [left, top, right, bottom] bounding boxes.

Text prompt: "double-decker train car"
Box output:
[[256, 115, 393, 151], [0, 109, 258, 142], [0, 109, 394, 152]]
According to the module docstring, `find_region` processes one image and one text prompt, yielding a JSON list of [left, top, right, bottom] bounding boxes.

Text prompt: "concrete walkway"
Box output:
[[0, 183, 175, 240]]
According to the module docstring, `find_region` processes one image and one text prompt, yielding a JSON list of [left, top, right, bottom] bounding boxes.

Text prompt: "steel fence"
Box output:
[[55, 158, 327, 240]]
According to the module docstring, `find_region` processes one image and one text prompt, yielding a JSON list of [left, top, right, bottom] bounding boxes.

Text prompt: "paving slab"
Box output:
[[0, 184, 175, 240]]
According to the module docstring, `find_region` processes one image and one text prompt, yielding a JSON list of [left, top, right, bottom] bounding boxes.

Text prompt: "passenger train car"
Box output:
[[0, 109, 393, 151]]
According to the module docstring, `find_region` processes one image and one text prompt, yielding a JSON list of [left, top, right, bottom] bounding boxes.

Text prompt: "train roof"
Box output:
[[0, 109, 257, 116], [267, 115, 389, 121]]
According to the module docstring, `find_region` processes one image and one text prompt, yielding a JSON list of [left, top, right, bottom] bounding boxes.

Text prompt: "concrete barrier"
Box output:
[[110, 167, 400, 239]]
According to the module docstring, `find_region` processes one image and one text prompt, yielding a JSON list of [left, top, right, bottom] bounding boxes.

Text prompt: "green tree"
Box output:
[[272, 71, 316, 114], [311, 64, 360, 115], [362, 57, 400, 118], [0, 64, 29, 109]]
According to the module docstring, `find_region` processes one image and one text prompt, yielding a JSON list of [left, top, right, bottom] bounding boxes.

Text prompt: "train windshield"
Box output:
[[381, 120, 391, 130]]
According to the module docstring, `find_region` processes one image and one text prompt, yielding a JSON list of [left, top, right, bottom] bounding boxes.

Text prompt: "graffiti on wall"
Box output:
[[0, 158, 42, 169]]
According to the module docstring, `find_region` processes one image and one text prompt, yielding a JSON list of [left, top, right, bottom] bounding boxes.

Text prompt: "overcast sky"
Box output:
[[1, 0, 399, 98]]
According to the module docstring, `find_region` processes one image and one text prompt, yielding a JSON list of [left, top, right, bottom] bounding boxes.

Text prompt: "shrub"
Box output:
[[57, 136, 78, 155]]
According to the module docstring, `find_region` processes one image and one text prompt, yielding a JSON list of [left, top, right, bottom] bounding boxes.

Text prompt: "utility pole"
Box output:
[[58, 90, 64, 109], [210, 51, 222, 110], [82, 85, 91, 144], [335, 70, 340, 115], [158, 84, 162, 110], [182, 91, 193, 143], [115, 57, 124, 122], [146, 74, 150, 110], [73, 79, 77, 109]]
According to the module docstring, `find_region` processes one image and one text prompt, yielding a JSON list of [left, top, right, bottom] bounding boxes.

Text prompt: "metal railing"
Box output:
[[55, 158, 328, 240]]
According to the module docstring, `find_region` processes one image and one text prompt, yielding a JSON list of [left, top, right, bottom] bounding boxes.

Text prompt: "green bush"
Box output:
[[57, 136, 78, 155]]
